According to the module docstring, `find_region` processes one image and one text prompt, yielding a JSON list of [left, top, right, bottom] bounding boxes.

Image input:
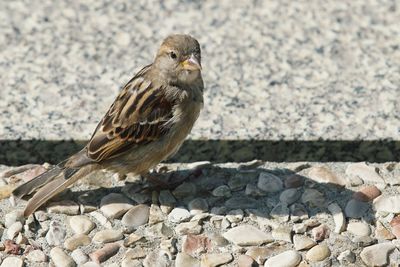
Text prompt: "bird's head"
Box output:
[[154, 34, 202, 85]]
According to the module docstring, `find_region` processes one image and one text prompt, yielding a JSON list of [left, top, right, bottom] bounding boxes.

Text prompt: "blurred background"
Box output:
[[0, 0, 399, 164]]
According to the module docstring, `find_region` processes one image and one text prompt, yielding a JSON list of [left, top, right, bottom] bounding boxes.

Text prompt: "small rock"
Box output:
[[182, 234, 212, 257], [46, 221, 66, 246], [175, 220, 202, 235], [173, 182, 197, 199], [47, 200, 80, 215], [71, 249, 89, 265], [245, 183, 265, 197], [293, 223, 307, 234], [238, 254, 255, 267], [89, 211, 112, 229], [64, 234, 91, 251], [312, 224, 330, 241], [290, 203, 309, 222], [34, 210, 49, 222], [212, 185, 232, 198], [293, 235, 316, 250], [5, 210, 25, 228], [100, 193, 133, 219], [16, 233, 28, 245], [175, 252, 200, 267], [81, 262, 101, 267], [228, 173, 252, 191], [0, 257, 24, 267], [301, 189, 325, 208], [347, 222, 371, 236], [272, 226, 292, 243], [50, 247, 76, 267], [284, 174, 304, 188], [201, 253, 233, 267], [27, 249, 47, 262], [353, 236, 376, 247], [226, 209, 244, 223], [308, 166, 346, 186], [122, 258, 142, 267], [346, 162, 385, 184], [264, 250, 301, 267], [124, 246, 146, 259], [89, 242, 120, 264], [159, 190, 176, 208], [143, 250, 170, 267], [223, 225, 273, 246], [69, 215, 95, 235], [124, 233, 145, 247], [92, 229, 123, 243], [353, 185, 381, 202], [4, 240, 21, 254], [360, 243, 395, 266], [345, 199, 369, 218], [305, 243, 331, 262], [168, 207, 191, 223], [279, 189, 301, 205], [246, 245, 285, 265], [327, 202, 346, 233], [188, 198, 208, 215], [257, 172, 283, 192], [374, 195, 400, 213], [149, 204, 165, 225], [122, 204, 150, 229], [338, 250, 356, 265], [375, 221, 395, 240], [7, 221, 23, 239], [270, 203, 290, 222], [225, 196, 258, 209]]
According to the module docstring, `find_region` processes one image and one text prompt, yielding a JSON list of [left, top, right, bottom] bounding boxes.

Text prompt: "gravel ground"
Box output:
[[0, 161, 400, 266]]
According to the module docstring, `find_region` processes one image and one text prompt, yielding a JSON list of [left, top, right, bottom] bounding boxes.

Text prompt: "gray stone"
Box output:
[[122, 204, 150, 228], [172, 182, 196, 199], [279, 188, 301, 205], [270, 203, 290, 222], [188, 198, 208, 215], [301, 189, 325, 207], [46, 221, 66, 246], [338, 250, 356, 265], [168, 207, 191, 223], [212, 185, 232, 197], [360, 243, 395, 266], [257, 172, 283, 192], [225, 196, 258, 209], [345, 199, 369, 218]]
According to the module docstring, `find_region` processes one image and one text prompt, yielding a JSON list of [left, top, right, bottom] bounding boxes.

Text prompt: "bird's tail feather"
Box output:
[[23, 167, 89, 217]]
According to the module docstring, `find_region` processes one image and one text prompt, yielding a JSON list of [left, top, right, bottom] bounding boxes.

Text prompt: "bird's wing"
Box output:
[[85, 65, 174, 162]]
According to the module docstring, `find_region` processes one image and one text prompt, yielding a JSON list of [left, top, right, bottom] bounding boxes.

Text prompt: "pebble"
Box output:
[[270, 203, 290, 222], [182, 234, 212, 256], [353, 236, 375, 247], [172, 182, 197, 199], [69, 215, 95, 235], [149, 204, 165, 225], [81, 262, 101, 267], [201, 253, 233, 267], [188, 198, 209, 214], [312, 224, 330, 241], [360, 243, 395, 266], [374, 195, 400, 213], [89, 242, 120, 263], [347, 222, 371, 236], [293, 223, 307, 234], [124, 233, 145, 247], [238, 254, 255, 267], [272, 226, 292, 243], [100, 193, 133, 219], [327, 202, 346, 233], [27, 249, 47, 262], [168, 207, 191, 223], [50, 247, 76, 267], [46, 221, 66, 246], [284, 174, 304, 188], [5, 210, 25, 228], [225, 196, 258, 209], [7, 221, 23, 239], [338, 250, 356, 265], [71, 249, 89, 265], [345, 199, 369, 218], [47, 200, 80, 215], [257, 172, 283, 192], [122, 204, 150, 229], [305, 243, 331, 262], [353, 185, 381, 202], [212, 185, 232, 197], [89, 211, 112, 229], [143, 250, 170, 267], [308, 166, 346, 186], [64, 234, 91, 251], [290, 203, 309, 222], [301, 189, 325, 207], [279, 189, 301, 205], [223, 225, 273, 246], [375, 221, 395, 240], [93, 229, 123, 243], [226, 209, 244, 223], [245, 183, 266, 196], [264, 250, 301, 267], [175, 220, 202, 235], [122, 259, 142, 267], [0, 257, 24, 267], [124, 246, 146, 260], [346, 162, 385, 184], [159, 190, 177, 206], [293, 235, 316, 250]]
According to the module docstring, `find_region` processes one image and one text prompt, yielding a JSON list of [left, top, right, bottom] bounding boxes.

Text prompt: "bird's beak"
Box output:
[[181, 54, 201, 71]]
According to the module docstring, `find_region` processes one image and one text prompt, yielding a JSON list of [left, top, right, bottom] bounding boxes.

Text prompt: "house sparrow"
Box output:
[[12, 34, 204, 216]]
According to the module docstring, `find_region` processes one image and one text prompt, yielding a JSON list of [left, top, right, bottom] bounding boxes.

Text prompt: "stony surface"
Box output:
[[1, 0, 400, 165], [1, 161, 400, 266]]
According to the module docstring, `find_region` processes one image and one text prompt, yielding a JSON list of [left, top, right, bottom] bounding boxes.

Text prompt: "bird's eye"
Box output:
[[169, 51, 177, 59]]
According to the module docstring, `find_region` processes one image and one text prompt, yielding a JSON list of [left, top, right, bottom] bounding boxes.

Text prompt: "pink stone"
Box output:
[[353, 185, 381, 202]]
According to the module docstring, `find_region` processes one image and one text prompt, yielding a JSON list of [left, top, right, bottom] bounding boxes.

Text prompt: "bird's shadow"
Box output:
[[45, 162, 377, 226]]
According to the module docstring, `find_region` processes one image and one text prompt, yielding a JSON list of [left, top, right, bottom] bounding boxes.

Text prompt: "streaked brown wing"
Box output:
[[86, 66, 174, 162]]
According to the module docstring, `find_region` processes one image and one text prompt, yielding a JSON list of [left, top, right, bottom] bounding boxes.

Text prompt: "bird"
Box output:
[[12, 34, 204, 217]]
